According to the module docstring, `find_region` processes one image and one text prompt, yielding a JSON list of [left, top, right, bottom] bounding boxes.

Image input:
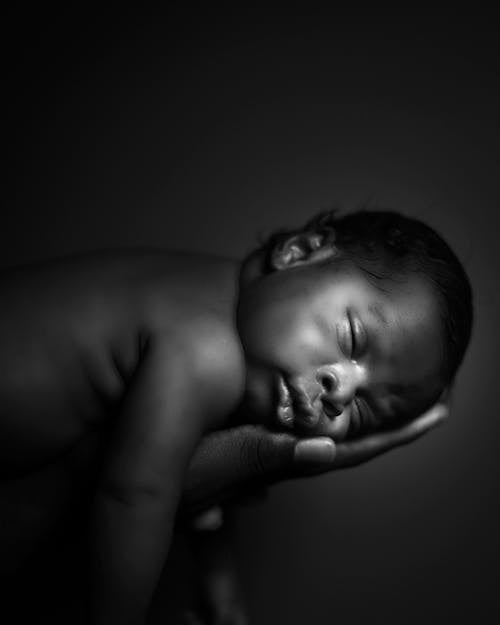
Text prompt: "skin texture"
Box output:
[[237, 261, 445, 441], [0, 245, 449, 624], [0, 250, 245, 625]]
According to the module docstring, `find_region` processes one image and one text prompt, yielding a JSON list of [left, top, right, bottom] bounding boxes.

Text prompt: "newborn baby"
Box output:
[[237, 209, 472, 441], [0, 208, 472, 624]]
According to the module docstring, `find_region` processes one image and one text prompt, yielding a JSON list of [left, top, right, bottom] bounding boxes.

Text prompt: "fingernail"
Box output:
[[437, 412, 448, 425], [294, 438, 336, 463]]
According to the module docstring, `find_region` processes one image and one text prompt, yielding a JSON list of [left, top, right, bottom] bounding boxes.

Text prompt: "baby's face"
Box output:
[[237, 262, 445, 440]]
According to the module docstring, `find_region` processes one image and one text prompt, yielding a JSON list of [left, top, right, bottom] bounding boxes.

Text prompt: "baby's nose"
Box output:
[[317, 368, 337, 395], [316, 365, 356, 413]]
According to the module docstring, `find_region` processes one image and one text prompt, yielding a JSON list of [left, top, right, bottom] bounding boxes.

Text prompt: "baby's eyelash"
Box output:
[[348, 318, 356, 357], [347, 311, 369, 361], [346, 312, 361, 360]]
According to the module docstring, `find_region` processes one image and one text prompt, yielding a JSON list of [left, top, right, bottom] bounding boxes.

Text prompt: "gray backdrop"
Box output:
[[6, 8, 499, 624]]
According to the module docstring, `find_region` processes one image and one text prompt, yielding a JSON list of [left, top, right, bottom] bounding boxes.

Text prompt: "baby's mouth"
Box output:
[[276, 376, 294, 428], [276, 376, 322, 431]]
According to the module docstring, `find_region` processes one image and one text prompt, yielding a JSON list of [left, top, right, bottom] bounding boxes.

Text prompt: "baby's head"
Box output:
[[236, 209, 473, 440]]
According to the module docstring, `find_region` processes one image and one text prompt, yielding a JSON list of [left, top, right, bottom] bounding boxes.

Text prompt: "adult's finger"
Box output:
[[267, 402, 448, 479], [181, 426, 296, 516], [333, 402, 449, 469], [181, 426, 337, 516], [180, 403, 447, 516]]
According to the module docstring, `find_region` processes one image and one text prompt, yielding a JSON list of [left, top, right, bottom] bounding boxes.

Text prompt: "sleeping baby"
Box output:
[[0, 208, 472, 624]]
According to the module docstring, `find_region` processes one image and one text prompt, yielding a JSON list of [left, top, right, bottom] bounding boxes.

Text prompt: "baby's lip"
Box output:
[[276, 376, 322, 431], [276, 375, 295, 428]]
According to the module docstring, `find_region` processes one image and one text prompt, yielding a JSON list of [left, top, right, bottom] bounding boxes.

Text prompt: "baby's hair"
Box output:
[[262, 208, 474, 387]]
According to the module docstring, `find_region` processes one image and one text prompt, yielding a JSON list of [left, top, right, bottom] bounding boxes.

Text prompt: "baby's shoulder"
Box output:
[[151, 314, 246, 428]]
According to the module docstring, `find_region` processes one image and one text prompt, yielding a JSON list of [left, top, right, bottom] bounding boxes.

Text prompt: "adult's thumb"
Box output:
[[180, 426, 336, 517]]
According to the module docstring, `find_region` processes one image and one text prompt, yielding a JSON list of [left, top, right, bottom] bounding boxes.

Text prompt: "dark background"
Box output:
[[4, 7, 499, 624]]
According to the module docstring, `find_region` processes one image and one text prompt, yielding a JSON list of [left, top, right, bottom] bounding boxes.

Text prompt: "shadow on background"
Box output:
[[4, 7, 499, 624]]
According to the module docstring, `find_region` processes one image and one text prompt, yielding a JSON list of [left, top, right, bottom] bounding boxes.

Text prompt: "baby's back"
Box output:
[[0, 250, 237, 475], [0, 252, 160, 474], [0, 249, 240, 573]]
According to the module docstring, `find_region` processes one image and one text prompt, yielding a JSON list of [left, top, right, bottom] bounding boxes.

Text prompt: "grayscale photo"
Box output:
[[2, 7, 498, 625]]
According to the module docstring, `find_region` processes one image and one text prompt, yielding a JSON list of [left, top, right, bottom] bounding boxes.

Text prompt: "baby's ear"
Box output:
[[270, 231, 337, 271]]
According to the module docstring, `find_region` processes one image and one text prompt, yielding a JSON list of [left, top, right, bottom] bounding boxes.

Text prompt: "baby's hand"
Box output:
[[181, 402, 448, 516]]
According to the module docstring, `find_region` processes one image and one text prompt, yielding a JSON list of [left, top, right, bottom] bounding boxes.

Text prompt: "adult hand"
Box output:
[[180, 401, 448, 518]]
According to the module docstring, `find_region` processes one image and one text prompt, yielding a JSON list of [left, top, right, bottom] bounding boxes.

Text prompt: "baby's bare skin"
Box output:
[[0, 243, 450, 624], [0, 251, 244, 584]]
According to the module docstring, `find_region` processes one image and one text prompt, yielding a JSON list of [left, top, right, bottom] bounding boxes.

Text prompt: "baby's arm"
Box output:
[[89, 330, 238, 625]]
